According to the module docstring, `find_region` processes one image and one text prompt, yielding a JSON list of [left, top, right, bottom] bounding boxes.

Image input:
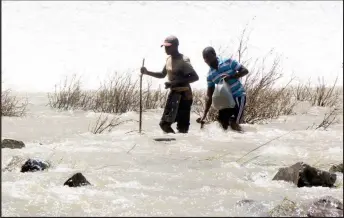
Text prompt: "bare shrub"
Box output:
[[47, 74, 84, 110], [195, 26, 297, 124], [292, 80, 312, 101], [315, 107, 340, 130], [48, 72, 171, 114], [142, 79, 168, 110], [89, 113, 137, 134], [242, 56, 297, 124], [310, 76, 340, 107], [85, 72, 140, 113], [1, 89, 28, 117]]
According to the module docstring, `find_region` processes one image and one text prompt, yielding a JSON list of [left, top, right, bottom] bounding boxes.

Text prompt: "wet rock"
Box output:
[[268, 198, 306, 217], [20, 158, 50, 173], [236, 199, 269, 216], [272, 162, 336, 188], [1, 139, 25, 149], [329, 163, 343, 173], [306, 196, 343, 217], [2, 156, 26, 172], [236, 199, 256, 206], [64, 173, 91, 187]]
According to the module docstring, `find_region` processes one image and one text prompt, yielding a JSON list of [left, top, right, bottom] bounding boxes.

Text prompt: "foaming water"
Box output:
[[1, 92, 343, 216]]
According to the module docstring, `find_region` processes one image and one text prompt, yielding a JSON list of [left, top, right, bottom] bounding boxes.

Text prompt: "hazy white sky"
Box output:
[[2, 1, 343, 92]]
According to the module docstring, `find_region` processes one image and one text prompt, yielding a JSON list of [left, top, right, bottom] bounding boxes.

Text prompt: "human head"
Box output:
[[161, 35, 179, 56], [202, 46, 217, 68]]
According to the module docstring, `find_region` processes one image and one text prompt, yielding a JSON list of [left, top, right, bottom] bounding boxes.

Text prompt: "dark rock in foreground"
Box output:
[[272, 162, 336, 188], [20, 158, 50, 173], [2, 139, 25, 149], [307, 196, 343, 217], [269, 198, 305, 217], [329, 163, 343, 174], [268, 196, 343, 217], [64, 173, 91, 187]]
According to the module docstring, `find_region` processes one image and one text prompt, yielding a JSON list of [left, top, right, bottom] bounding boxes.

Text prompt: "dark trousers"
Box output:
[[159, 91, 193, 133], [217, 95, 246, 130]]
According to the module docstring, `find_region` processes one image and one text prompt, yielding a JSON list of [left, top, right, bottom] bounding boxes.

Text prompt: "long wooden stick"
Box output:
[[139, 58, 145, 134]]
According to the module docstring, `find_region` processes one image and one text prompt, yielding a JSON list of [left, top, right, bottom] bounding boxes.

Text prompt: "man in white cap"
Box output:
[[141, 35, 199, 134]]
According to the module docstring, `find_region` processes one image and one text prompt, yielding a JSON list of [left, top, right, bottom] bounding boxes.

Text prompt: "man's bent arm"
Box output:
[[145, 70, 167, 79], [225, 65, 249, 81], [145, 66, 167, 79]]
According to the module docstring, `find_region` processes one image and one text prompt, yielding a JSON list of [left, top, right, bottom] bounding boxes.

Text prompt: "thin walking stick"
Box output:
[[139, 58, 145, 134]]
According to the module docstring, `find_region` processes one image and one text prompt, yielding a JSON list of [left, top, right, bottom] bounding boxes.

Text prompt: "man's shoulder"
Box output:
[[177, 54, 191, 63]]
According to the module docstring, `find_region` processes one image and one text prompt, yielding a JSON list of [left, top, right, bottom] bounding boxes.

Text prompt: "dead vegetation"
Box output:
[[47, 73, 168, 114], [311, 76, 340, 107], [1, 88, 28, 117], [47, 74, 85, 110], [307, 107, 340, 131], [88, 113, 137, 134]]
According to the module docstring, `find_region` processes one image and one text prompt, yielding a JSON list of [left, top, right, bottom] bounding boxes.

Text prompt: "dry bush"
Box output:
[[242, 56, 297, 124], [310, 76, 340, 107], [85, 72, 140, 113], [292, 80, 312, 101], [1, 89, 28, 117], [315, 107, 340, 130], [89, 113, 137, 134], [142, 79, 168, 110], [47, 74, 84, 110], [48, 72, 170, 114], [84, 73, 168, 113], [194, 26, 297, 124]]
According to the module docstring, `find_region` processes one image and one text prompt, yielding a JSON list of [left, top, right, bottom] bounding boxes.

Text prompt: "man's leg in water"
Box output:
[[159, 121, 175, 134], [217, 108, 232, 130], [230, 95, 246, 131], [176, 98, 193, 133], [159, 91, 181, 134]]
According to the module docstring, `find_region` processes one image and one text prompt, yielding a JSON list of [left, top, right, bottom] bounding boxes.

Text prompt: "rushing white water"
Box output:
[[1, 92, 343, 216]]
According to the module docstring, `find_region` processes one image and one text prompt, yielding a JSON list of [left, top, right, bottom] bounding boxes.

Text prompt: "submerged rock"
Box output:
[[20, 158, 50, 173], [268, 196, 343, 217], [2, 156, 26, 172], [236, 199, 268, 216], [1, 139, 25, 149], [268, 198, 305, 217], [64, 173, 91, 187], [272, 162, 336, 188], [329, 163, 343, 173], [306, 196, 343, 217]]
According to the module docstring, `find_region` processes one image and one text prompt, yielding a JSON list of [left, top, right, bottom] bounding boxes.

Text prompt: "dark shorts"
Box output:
[[218, 95, 246, 129], [160, 90, 193, 133]]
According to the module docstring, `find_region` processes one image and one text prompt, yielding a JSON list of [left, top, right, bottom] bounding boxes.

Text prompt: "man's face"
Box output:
[[164, 44, 176, 55], [203, 52, 217, 68]]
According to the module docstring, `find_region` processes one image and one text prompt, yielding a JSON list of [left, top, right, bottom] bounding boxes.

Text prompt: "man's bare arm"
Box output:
[[141, 66, 167, 79]]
